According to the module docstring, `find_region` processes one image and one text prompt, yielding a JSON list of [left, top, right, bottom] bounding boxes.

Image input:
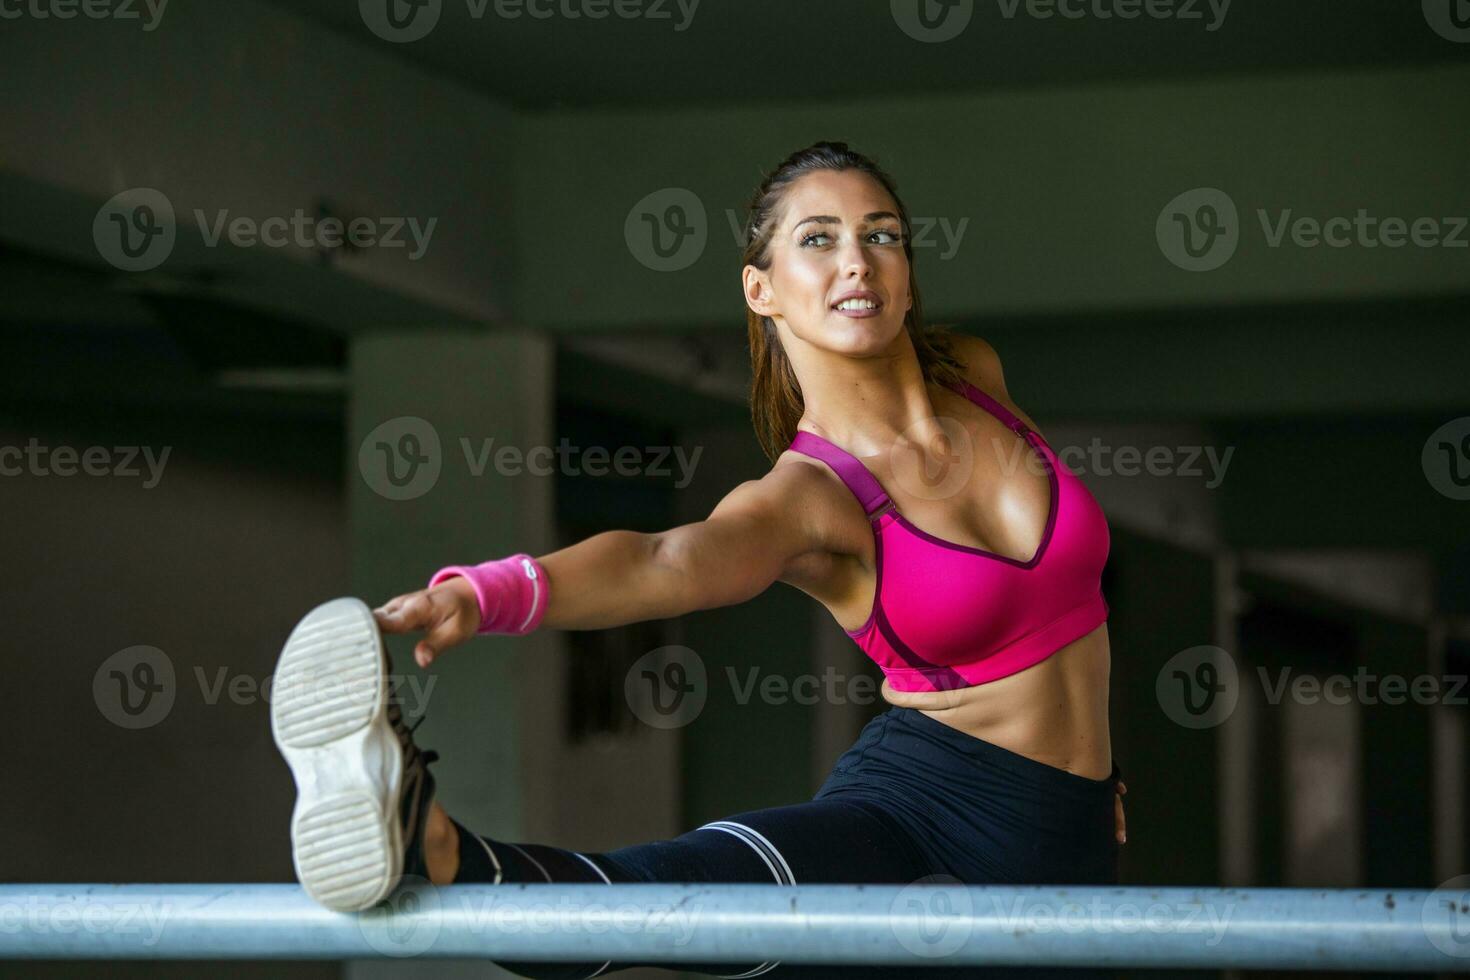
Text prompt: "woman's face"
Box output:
[[744, 169, 914, 357]]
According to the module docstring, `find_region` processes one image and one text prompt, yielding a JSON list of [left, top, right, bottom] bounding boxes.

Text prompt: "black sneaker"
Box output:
[[271, 597, 441, 912]]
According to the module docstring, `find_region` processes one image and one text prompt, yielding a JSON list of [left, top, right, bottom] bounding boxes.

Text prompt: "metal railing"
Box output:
[[0, 883, 1465, 971]]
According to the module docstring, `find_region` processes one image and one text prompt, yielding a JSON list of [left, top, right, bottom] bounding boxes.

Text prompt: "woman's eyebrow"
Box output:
[[792, 210, 901, 231]]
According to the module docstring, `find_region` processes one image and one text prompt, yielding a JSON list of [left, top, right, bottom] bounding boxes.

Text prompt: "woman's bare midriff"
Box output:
[[878, 623, 1114, 781]]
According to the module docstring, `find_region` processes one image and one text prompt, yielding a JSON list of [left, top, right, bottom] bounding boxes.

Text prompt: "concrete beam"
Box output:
[[516, 63, 1470, 329]]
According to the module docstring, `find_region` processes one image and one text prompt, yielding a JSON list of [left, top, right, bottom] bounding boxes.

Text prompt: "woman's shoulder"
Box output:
[[939, 331, 1009, 399], [764, 452, 876, 581], [768, 447, 880, 560], [939, 331, 1048, 437]]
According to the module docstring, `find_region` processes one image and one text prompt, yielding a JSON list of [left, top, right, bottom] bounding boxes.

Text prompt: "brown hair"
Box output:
[[741, 140, 969, 464]]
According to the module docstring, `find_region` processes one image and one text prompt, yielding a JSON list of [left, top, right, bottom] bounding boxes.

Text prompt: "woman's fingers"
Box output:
[[369, 590, 472, 668], [1115, 791, 1127, 844], [414, 609, 469, 668], [374, 592, 431, 633]]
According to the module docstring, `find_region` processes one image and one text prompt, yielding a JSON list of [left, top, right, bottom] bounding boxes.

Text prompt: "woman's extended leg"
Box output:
[[273, 599, 942, 977], [440, 792, 939, 980], [273, 600, 1112, 979]]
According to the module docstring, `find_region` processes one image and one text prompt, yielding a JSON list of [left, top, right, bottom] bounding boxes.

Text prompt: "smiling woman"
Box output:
[[738, 146, 972, 465], [271, 141, 1125, 980]]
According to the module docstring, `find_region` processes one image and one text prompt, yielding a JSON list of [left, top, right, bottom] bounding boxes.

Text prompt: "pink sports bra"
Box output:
[[789, 378, 1111, 693]]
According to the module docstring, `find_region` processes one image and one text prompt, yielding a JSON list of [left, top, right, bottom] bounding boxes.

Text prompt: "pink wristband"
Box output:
[[427, 553, 550, 636]]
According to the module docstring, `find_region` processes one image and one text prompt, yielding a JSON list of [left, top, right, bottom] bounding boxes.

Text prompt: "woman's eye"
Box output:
[[798, 228, 902, 247]]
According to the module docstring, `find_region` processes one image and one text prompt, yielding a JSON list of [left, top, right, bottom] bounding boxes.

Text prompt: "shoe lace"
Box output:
[[385, 692, 440, 773]]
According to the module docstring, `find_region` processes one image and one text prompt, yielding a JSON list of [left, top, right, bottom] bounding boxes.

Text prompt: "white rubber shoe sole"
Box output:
[[271, 597, 404, 913]]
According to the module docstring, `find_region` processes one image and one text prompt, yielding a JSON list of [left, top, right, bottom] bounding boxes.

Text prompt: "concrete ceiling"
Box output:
[[266, 0, 1470, 109]]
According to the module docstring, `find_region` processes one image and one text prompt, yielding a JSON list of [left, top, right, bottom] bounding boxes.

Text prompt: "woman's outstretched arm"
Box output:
[[540, 461, 817, 629], [378, 461, 824, 665]]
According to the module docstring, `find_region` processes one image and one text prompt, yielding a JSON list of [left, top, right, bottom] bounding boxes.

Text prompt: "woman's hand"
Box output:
[[1114, 780, 1127, 844], [374, 577, 481, 668]]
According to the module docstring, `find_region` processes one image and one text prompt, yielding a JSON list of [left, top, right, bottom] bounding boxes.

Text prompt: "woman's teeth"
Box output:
[[834, 298, 878, 310]]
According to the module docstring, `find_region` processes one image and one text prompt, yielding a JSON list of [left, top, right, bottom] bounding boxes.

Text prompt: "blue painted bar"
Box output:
[[0, 883, 1462, 971]]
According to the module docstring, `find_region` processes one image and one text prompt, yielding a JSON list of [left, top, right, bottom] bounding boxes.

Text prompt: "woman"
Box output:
[[271, 141, 1127, 979]]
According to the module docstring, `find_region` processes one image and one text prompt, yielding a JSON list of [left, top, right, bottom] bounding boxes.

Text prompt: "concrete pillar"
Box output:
[[347, 328, 556, 844]]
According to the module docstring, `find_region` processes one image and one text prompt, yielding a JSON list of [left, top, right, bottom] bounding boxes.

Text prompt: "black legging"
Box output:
[[452, 796, 938, 979], [448, 707, 1122, 980]]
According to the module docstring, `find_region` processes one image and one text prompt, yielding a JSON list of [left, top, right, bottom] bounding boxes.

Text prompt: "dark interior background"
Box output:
[[3, 2, 1469, 978]]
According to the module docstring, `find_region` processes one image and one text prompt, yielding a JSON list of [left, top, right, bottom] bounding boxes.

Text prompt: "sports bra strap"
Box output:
[[944, 378, 1028, 434], [788, 430, 893, 519]]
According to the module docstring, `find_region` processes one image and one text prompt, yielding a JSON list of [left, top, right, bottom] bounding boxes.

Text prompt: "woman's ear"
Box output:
[[743, 266, 775, 317]]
